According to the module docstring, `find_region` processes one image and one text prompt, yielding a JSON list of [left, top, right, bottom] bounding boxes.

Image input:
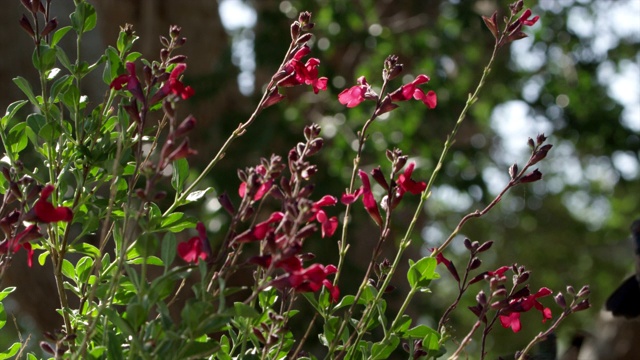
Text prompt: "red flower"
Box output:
[[340, 188, 363, 205], [280, 45, 328, 94], [500, 312, 522, 332], [434, 250, 460, 282], [150, 63, 195, 103], [499, 287, 553, 333], [396, 162, 427, 195], [389, 74, 437, 109], [0, 225, 41, 267], [316, 210, 338, 238], [34, 185, 73, 223], [110, 62, 145, 104], [518, 9, 540, 27], [309, 195, 338, 238], [233, 212, 284, 243], [358, 170, 382, 227], [177, 222, 211, 263], [271, 263, 340, 302], [338, 76, 374, 108]]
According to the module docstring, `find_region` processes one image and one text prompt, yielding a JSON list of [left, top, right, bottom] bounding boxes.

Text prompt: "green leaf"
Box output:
[[12, 77, 38, 105], [71, 2, 97, 33], [0, 342, 21, 360], [127, 256, 164, 266], [51, 26, 73, 47], [0, 287, 15, 302], [1, 100, 28, 128], [32, 44, 57, 72], [75, 256, 94, 284], [7, 123, 28, 155], [171, 158, 189, 191], [233, 302, 260, 319], [370, 335, 399, 360], [161, 232, 177, 270], [69, 242, 101, 259], [407, 257, 439, 289], [103, 46, 122, 85], [61, 259, 75, 280], [160, 213, 197, 233], [38, 251, 50, 266], [0, 303, 5, 330], [392, 315, 412, 335], [49, 74, 72, 102], [405, 324, 439, 339]]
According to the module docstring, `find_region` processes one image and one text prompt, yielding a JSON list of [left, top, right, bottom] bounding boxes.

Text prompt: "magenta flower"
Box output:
[[34, 185, 73, 223], [338, 76, 374, 108], [177, 222, 212, 263], [389, 74, 437, 109], [434, 250, 460, 282], [152, 63, 195, 103], [238, 165, 273, 201]]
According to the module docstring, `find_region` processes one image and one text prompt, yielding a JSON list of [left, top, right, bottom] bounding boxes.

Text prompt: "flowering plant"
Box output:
[[0, 1, 590, 359]]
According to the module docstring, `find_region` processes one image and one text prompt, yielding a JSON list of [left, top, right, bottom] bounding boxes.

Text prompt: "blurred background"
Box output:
[[0, 0, 638, 358]]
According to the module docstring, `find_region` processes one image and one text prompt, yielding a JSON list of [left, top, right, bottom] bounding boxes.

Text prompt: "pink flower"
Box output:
[[434, 250, 460, 282], [177, 222, 211, 263], [34, 185, 73, 223], [358, 170, 383, 227], [338, 76, 374, 108], [389, 74, 437, 109]]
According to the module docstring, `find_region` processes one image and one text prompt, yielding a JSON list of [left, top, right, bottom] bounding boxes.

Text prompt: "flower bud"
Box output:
[[371, 167, 389, 191], [577, 285, 590, 297], [41, 18, 58, 37], [519, 169, 542, 183], [290, 22, 300, 40], [554, 292, 566, 308], [571, 299, 591, 312], [469, 257, 482, 270], [566, 285, 575, 296], [174, 115, 197, 138], [476, 291, 487, 306], [464, 238, 473, 250], [477, 241, 493, 253]]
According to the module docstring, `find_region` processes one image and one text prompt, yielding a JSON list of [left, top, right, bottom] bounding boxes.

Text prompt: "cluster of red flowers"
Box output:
[[0, 184, 73, 267]]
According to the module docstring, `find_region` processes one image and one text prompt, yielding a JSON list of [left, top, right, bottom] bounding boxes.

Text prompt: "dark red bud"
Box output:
[[519, 169, 542, 183], [477, 241, 493, 253], [469, 257, 482, 270], [41, 18, 58, 37], [554, 292, 566, 308], [168, 55, 187, 64], [371, 167, 389, 191], [530, 144, 553, 165], [571, 299, 591, 312], [509, 163, 519, 179], [174, 115, 197, 138], [19, 14, 35, 38]]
